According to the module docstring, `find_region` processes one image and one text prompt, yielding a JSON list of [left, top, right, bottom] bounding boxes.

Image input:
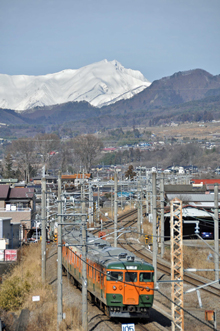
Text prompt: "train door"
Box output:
[[100, 268, 104, 298], [93, 264, 96, 292], [123, 271, 139, 305]]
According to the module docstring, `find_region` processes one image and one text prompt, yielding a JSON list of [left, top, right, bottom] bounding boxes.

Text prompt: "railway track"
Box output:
[[120, 239, 220, 298], [92, 208, 220, 297], [136, 322, 168, 331], [92, 208, 139, 235]]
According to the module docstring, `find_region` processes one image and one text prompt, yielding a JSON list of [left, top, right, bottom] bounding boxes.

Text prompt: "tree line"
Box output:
[[0, 133, 103, 181]]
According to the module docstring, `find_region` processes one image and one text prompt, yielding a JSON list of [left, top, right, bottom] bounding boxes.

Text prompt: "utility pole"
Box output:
[[140, 179, 143, 234], [214, 184, 219, 282], [137, 178, 141, 235], [152, 171, 157, 287], [150, 175, 153, 217], [137, 178, 143, 236], [111, 186, 113, 218], [146, 170, 149, 214], [114, 171, 118, 247], [41, 176, 46, 283], [97, 183, 100, 225], [57, 172, 63, 327], [82, 183, 88, 331], [160, 173, 165, 257], [89, 183, 93, 226]]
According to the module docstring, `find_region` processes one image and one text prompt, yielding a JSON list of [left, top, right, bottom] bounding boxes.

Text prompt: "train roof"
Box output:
[[62, 226, 154, 271]]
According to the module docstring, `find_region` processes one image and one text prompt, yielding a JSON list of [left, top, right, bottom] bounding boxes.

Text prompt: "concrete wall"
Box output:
[[0, 211, 31, 229], [0, 218, 11, 240], [0, 219, 21, 249]]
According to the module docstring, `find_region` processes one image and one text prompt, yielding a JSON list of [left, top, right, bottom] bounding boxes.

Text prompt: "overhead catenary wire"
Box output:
[[62, 242, 218, 330], [157, 289, 218, 331]]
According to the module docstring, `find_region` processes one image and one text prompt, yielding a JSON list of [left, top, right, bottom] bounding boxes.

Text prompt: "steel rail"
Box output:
[[92, 208, 139, 234], [120, 240, 220, 298]]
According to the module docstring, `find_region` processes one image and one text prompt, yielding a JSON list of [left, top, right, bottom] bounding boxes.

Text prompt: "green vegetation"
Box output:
[[105, 127, 152, 147], [0, 276, 31, 311], [0, 244, 82, 331]]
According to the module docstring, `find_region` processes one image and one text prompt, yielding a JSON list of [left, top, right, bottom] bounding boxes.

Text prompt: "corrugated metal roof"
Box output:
[[0, 185, 10, 199], [166, 193, 219, 202], [165, 184, 206, 193], [9, 188, 35, 199], [165, 206, 213, 218], [189, 202, 218, 208]]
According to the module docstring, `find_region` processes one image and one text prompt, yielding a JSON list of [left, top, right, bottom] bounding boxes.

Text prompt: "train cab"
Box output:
[[103, 249, 154, 318]]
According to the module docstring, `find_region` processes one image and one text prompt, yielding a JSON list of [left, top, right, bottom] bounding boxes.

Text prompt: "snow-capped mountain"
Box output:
[[0, 60, 151, 112]]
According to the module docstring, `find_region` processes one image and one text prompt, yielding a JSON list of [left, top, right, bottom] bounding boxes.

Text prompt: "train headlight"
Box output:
[[146, 287, 150, 292], [113, 295, 116, 299], [119, 285, 123, 290], [113, 285, 117, 290], [145, 295, 149, 300]]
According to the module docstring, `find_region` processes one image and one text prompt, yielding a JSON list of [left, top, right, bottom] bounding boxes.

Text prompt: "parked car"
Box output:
[[201, 232, 213, 239], [164, 169, 171, 173], [27, 238, 38, 243]]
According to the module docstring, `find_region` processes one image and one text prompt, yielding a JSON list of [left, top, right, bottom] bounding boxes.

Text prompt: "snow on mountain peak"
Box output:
[[0, 60, 151, 112]]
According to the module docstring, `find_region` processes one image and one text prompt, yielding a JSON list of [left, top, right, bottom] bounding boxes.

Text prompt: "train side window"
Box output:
[[139, 272, 152, 282], [125, 272, 137, 282], [107, 271, 123, 281], [101, 273, 104, 285]]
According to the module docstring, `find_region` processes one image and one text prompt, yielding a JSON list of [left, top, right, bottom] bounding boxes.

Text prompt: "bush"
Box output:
[[0, 276, 31, 311]]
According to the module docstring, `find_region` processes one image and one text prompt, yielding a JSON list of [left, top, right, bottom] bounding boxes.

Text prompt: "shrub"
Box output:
[[0, 276, 31, 311]]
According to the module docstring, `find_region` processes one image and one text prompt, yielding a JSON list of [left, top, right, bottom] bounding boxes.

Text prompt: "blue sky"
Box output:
[[0, 0, 219, 82]]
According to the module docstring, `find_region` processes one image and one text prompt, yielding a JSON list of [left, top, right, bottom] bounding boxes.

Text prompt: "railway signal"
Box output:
[[54, 232, 58, 243]]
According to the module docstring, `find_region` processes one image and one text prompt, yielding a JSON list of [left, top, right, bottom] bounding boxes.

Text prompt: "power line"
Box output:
[[157, 290, 217, 331]]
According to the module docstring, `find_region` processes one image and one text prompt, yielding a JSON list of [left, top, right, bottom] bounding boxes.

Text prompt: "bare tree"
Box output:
[[9, 138, 36, 182], [72, 134, 103, 172], [36, 133, 60, 173], [58, 140, 73, 173], [125, 165, 136, 179]]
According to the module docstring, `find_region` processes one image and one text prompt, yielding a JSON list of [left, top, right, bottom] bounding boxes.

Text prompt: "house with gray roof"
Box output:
[[0, 185, 35, 229]]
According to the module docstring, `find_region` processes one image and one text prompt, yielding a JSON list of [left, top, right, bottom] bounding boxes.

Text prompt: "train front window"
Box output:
[[107, 271, 123, 281], [139, 272, 153, 282], [125, 272, 137, 283]]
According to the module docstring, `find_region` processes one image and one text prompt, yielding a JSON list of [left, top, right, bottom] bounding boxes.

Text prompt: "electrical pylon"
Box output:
[[170, 198, 184, 331]]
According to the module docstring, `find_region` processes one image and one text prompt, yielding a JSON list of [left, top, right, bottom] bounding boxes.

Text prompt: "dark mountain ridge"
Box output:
[[1, 69, 220, 130], [101, 69, 220, 115]]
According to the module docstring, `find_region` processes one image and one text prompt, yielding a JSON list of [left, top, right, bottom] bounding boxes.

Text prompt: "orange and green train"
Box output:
[[62, 229, 154, 319]]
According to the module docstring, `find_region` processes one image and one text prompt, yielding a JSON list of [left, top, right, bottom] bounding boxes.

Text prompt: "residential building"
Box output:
[[0, 185, 35, 229]]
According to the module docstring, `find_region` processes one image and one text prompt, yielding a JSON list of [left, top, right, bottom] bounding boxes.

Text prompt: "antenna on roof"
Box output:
[[127, 256, 135, 262]]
